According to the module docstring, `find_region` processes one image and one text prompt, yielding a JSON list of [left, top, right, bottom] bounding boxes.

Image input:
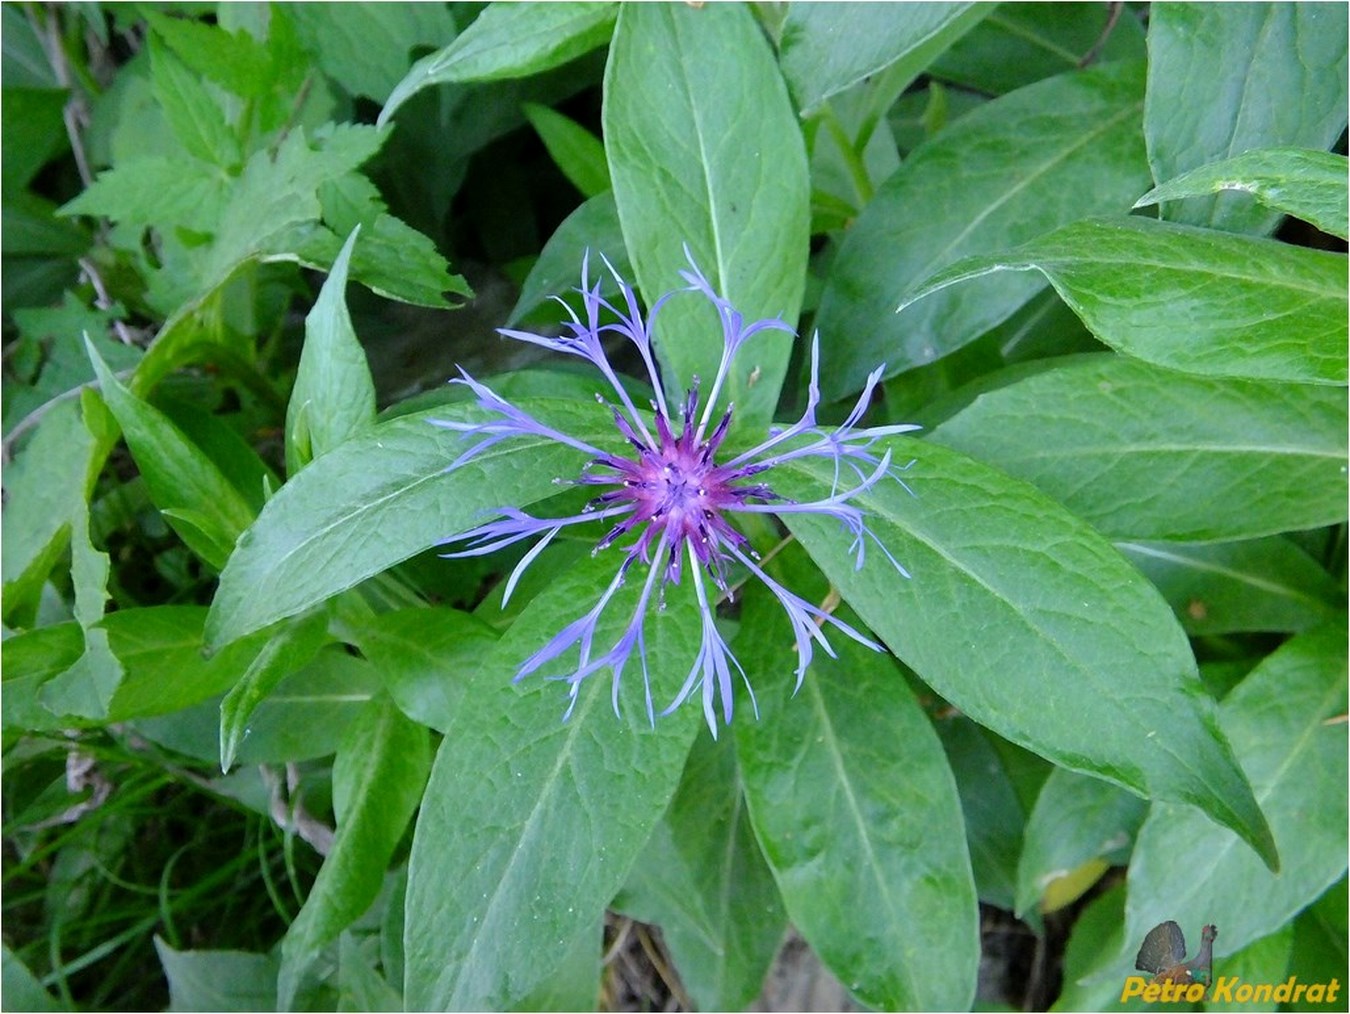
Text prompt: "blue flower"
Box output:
[[433, 253, 915, 735]]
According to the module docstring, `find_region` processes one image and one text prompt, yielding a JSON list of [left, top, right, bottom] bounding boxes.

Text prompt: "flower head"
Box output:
[[433, 252, 917, 735]]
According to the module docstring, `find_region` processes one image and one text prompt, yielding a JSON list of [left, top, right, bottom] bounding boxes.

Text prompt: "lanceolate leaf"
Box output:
[[815, 60, 1151, 399], [285, 225, 377, 474], [508, 192, 628, 325], [615, 733, 786, 1012], [378, 3, 616, 127], [899, 217, 1349, 386], [1136, 147, 1349, 241], [929, 355, 1349, 541], [88, 340, 256, 569], [102, 607, 275, 721], [936, 716, 1025, 911], [205, 399, 619, 651], [522, 102, 610, 200], [349, 606, 499, 733], [1015, 768, 1147, 918], [2, 401, 99, 624], [775, 438, 1278, 870], [218, 611, 330, 772], [277, 697, 430, 1010], [736, 574, 979, 1012], [1120, 622, 1348, 969], [930, 4, 1147, 95], [1145, 3, 1349, 235], [605, 2, 808, 428], [402, 553, 702, 1010], [778, 3, 989, 114], [1117, 537, 1344, 636]]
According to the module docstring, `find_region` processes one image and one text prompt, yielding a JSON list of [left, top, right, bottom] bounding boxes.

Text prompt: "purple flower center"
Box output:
[[582, 386, 774, 585]]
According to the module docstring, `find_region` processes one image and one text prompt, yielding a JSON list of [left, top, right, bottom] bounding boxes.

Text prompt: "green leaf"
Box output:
[[147, 33, 240, 169], [507, 191, 627, 325], [1051, 882, 1132, 1012], [1118, 622, 1347, 972], [510, 920, 603, 1012], [349, 606, 498, 733], [736, 581, 979, 1012], [126, 261, 250, 396], [292, 214, 470, 309], [775, 437, 1278, 870], [309, 171, 470, 306], [206, 125, 384, 289], [39, 627, 122, 721], [815, 60, 1150, 399], [605, 1, 808, 428], [2, 87, 70, 192], [1145, 3, 1349, 235], [1, 943, 58, 1011], [205, 399, 616, 651], [144, 10, 275, 101], [935, 716, 1025, 911], [615, 733, 786, 1012], [278, 697, 430, 1010], [0, 622, 83, 732], [58, 156, 230, 233], [899, 217, 1349, 386], [1207, 926, 1293, 1013], [778, 3, 990, 114], [1118, 537, 1344, 636], [16, 393, 122, 721], [133, 650, 380, 767], [929, 355, 1349, 541], [1137, 148, 1349, 241], [88, 339, 256, 568], [288, 2, 457, 102], [522, 102, 610, 199], [156, 397, 279, 514], [2, 5, 58, 88], [337, 932, 404, 1013], [218, 610, 331, 772], [154, 938, 278, 1013], [1284, 880, 1349, 1012], [1015, 767, 1146, 918], [3, 191, 89, 257], [286, 226, 376, 474], [99, 607, 274, 721], [5, 293, 135, 437], [378, 2, 616, 127], [402, 552, 702, 1010], [931, 3, 1147, 94], [3, 401, 95, 624], [805, 66, 905, 224]]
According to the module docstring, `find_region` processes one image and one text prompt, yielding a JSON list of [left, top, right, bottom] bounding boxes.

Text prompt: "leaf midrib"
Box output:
[[781, 455, 1253, 840], [1130, 662, 1348, 946], [1118, 542, 1337, 607], [438, 683, 598, 1008], [908, 96, 1145, 284]]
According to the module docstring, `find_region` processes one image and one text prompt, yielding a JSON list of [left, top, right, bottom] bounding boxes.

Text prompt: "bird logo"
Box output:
[[1135, 921, 1218, 987]]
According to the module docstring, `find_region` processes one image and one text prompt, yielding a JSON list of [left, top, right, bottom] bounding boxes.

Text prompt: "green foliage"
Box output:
[[736, 556, 979, 1011], [401, 553, 703, 1010], [901, 216, 1348, 385], [605, 1, 808, 427], [1136, 147, 1350, 241], [815, 58, 1153, 399], [4, 3, 1345, 1011]]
